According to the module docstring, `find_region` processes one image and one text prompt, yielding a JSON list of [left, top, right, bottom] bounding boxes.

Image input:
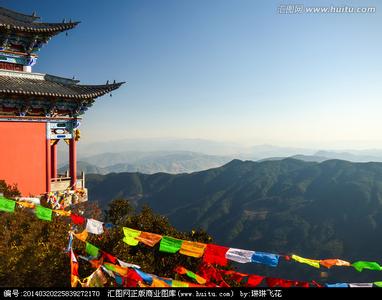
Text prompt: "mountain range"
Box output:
[[58, 148, 382, 176], [56, 139, 382, 175], [59, 151, 232, 175], [58, 139, 382, 174], [86, 158, 382, 282]]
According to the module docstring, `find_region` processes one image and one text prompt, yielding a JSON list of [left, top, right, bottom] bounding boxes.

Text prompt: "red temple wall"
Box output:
[[0, 121, 48, 196]]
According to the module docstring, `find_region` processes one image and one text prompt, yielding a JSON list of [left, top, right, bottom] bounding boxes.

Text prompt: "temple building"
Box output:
[[0, 7, 123, 201]]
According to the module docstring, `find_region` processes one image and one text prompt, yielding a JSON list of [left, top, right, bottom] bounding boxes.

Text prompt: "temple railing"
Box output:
[[50, 172, 85, 192]]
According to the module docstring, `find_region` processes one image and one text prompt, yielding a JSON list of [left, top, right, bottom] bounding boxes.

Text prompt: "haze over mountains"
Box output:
[[59, 151, 232, 175], [58, 139, 382, 174]]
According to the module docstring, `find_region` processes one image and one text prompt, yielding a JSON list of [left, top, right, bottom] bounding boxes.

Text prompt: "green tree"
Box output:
[[0, 181, 223, 287], [93, 199, 213, 278], [0, 180, 21, 198]]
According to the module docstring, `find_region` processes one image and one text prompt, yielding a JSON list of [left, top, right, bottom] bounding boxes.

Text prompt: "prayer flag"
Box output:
[[104, 263, 128, 276], [102, 251, 117, 264], [179, 240, 206, 258], [203, 244, 229, 266], [71, 213, 85, 225], [135, 269, 153, 285], [226, 248, 255, 263], [159, 236, 183, 253], [74, 229, 88, 242], [70, 250, 79, 288], [349, 283, 373, 288], [35, 205, 52, 221], [251, 251, 279, 267], [320, 259, 351, 268], [83, 267, 107, 287], [53, 209, 71, 217], [175, 266, 206, 284], [85, 242, 99, 257], [135, 231, 162, 247], [117, 259, 141, 269], [86, 218, 104, 235], [352, 261, 382, 272], [291, 254, 320, 268], [172, 280, 189, 287], [18, 201, 36, 209], [325, 283, 348, 288], [266, 278, 295, 288], [122, 227, 141, 246], [0, 197, 16, 213], [246, 275, 265, 287]]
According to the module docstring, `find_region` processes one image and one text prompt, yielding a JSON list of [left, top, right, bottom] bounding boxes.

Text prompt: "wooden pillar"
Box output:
[[51, 140, 58, 180], [46, 138, 51, 193], [69, 138, 77, 190]]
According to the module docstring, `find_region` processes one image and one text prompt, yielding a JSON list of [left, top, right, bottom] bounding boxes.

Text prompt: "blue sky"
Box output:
[[4, 0, 382, 148]]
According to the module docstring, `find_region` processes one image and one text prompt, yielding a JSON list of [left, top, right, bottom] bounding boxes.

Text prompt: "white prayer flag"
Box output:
[[86, 218, 104, 235], [225, 248, 255, 263]]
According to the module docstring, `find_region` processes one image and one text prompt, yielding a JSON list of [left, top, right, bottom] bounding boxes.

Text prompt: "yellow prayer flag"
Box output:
[[54, 209, 72, 217], [74, 230, 88, 242], [291, 254, 320, 268], [122, 227, 141, 246], [179, 240, 207, 258], [17, 201, 36, 209]]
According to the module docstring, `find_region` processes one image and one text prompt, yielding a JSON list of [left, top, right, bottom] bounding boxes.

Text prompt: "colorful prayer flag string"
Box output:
[[1, 195, 382, 278]]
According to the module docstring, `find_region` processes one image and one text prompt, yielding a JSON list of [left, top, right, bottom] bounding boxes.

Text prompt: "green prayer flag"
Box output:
[[122, 227, 141, 246], [0, 197, 16, 213], [35, 205, 52, 221], [159, 236, 183, 253], [374, 282, 382, 287], [352, 261, 382, 272], [86, 242, 99, 257]]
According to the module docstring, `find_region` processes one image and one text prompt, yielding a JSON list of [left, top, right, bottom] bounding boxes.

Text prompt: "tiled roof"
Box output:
[[0, 70, 124, 100], [0, 7, 79, 33]]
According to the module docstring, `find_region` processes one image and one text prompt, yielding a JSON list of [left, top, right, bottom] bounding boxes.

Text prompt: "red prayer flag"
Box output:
[[295, 281, 310, 288], [102, 251, 117, 264], [266, 278, 294, 288], [71, 256, 78, 276], [71, 214, 86, 225], [123, 269, 142, 287], [203, 244, 229, 266], [246, 275, 265, 287], [70, 250, 79, 287], [198, 263, 223, 283], [198, 263, 230, 287]]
